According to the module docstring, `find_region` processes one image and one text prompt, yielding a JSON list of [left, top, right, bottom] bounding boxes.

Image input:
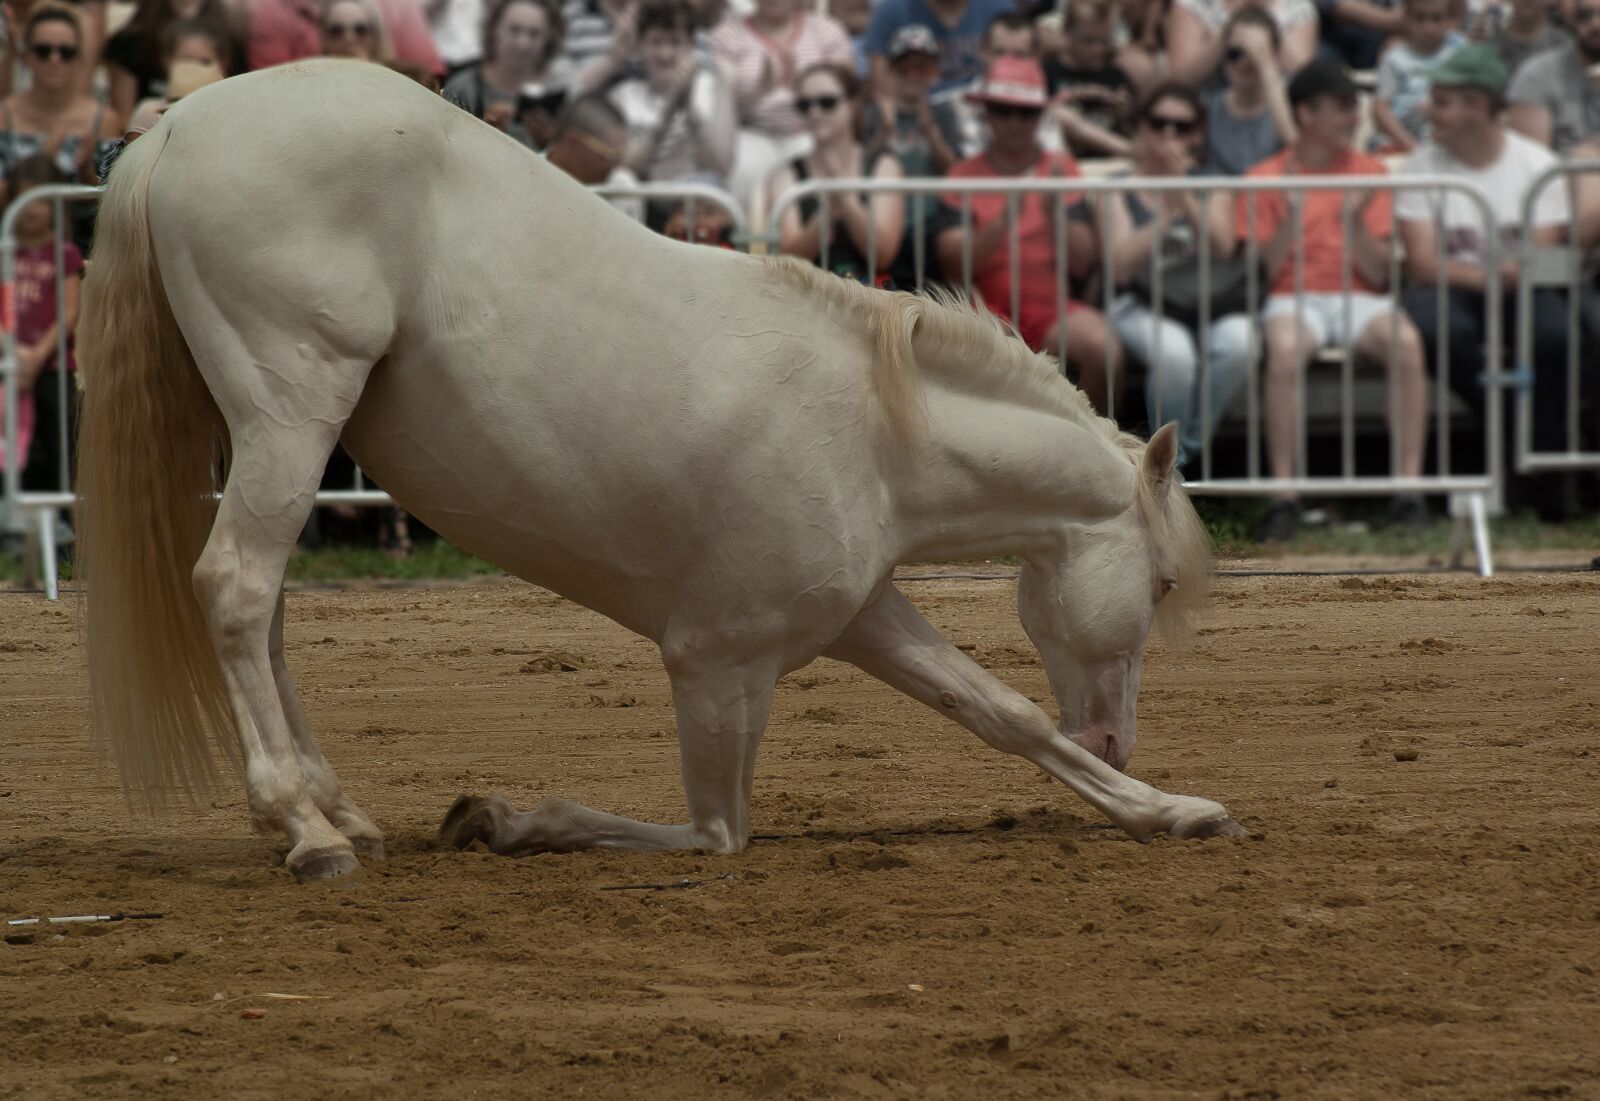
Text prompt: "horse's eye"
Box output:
[[1159, 579, 1178, 598]]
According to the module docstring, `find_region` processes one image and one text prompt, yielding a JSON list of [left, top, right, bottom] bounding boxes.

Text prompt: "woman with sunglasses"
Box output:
[[0, 4, 119, 185], [321, 0, 396, 62], [442, 0, 571, 146], [767, 61, 908, 287], [103, 0, 234, 123], [1200, 6, 1296, 175], [1093, 82, 1253, 472]]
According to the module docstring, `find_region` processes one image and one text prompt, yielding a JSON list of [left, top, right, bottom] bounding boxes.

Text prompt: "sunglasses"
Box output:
[[1224, 46, 1253, 64], [29, 42, 78, 62], [1576, 6, 1600, 20], [326, 21, 372, 37], [795, 94, 843, 114], [986, 102, 1043, 120], [1144, 113, 1198, 136]]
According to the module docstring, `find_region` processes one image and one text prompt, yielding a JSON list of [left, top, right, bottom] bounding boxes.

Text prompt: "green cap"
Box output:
[[1429, 44, 1508, 96]]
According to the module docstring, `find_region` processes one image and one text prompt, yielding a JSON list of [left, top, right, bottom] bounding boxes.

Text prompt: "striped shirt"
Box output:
[[709, 12, 855, 136]]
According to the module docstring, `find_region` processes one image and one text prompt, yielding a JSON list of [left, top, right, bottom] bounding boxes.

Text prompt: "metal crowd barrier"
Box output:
[[0, 181, 745, 598], [1514, 161, 1600, 478], [762, 174, 1504, 575]]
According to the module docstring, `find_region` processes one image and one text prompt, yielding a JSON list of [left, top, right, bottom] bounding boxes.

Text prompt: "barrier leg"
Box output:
[[1468, 492, 1493, 579], [37, 507, 59, 600]]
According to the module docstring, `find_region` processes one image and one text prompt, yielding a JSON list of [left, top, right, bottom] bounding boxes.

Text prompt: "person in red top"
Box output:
[[1238, 59, 1429, 542], [933, 56, 1121, 412], [248, 0, 443, 73]]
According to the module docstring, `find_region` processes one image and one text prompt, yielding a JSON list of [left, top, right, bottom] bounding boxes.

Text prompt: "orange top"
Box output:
[[1237, 148, 1394, 296]]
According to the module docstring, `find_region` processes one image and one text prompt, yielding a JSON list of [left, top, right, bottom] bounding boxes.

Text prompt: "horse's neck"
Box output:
[[894, 384, 1136, 562]]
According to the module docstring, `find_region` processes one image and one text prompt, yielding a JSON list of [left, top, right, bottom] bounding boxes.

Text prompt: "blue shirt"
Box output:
[[863, 0, 1017, 94]]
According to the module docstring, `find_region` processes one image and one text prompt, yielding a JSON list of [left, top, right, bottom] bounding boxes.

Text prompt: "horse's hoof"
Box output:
[[290, 846, 362, 882], [351, 836, 387, 862], [439, 794, 489, 849], [1181, 815, 1250, 841]]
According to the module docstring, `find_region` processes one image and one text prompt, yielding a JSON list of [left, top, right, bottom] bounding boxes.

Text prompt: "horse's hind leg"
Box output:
[[270, 590, 386, 859]]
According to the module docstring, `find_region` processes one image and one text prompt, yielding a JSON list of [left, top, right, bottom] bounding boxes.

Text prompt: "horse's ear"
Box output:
[[1142, 422, 1180, 499]]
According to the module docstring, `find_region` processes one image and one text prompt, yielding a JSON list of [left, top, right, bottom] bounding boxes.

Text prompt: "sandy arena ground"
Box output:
[[2, 571, 1598, 1099]]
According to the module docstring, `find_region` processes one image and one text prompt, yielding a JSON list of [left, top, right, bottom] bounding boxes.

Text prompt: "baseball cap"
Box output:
[[1429, 44, 1508, 96], [1287, 58, 1359, 107], [887, 23, 940, 61]]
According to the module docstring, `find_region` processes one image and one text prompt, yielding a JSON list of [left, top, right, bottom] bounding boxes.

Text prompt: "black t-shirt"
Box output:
[[1042, 59, 1134, 148]]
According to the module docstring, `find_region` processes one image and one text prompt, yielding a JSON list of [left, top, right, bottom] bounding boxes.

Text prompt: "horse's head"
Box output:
[[1017, 424, 1209, 773]]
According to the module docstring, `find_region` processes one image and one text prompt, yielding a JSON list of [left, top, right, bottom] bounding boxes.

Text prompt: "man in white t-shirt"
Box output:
[[1396, 44, 1588, 505]]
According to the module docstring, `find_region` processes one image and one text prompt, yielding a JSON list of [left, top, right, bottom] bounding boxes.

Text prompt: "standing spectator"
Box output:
[[1373, 0, 1465, 152], [427, 0, 486, 76], [939, 12, 1063, 158], [1317, 0, 1402, 71], [1202, 6, 1296, 175], [125, 49, 228, 135], [1507, 0, 1600, 152], [863, 23, 962, 177], [769, 61, 908, 285], [1115, 0, 1166, 93], [1489, 0, 1572, 78], [104, 0, 234, 121], [863, 0, 1019, 97], [1398, 45, 1583, 514], [249, 0, 442, 73], [544, 93, 643, 208], [1044, 0, 1136, 157], [1091, 83, 1255, 470], [0, 4, 119, 184], [321, 0, 396, 62], [609, 0, 736, 184], [828, 0, 873, 75], [443, 0, 571, 147], [1167, 0, 1319, 88], [710, 0, 855, 208], [932, 57, 1123, 412], [1242, 60, 1429, 540], [7, 156, 82, 506]]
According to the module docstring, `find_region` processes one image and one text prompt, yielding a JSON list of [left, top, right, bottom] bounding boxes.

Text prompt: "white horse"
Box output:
[[77, 61, 1244, 882]]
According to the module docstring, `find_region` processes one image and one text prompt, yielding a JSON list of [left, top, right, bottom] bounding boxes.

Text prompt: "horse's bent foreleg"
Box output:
[[442, 657, 778, 856], [269, 590, 385, 859], [824, 586, 1243, 842]]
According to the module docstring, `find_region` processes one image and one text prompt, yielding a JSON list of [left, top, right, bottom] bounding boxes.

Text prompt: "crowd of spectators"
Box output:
[[1, 0, 1598, 548]]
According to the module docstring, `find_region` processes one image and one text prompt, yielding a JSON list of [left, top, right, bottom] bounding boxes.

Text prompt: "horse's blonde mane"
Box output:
[[765, 256, 1211, 639]]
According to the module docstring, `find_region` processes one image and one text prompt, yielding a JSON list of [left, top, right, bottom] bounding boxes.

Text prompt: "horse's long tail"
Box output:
[[77, 126, 235, 807]]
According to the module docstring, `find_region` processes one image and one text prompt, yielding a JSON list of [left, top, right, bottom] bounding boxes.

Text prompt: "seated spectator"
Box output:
[[1372, 0, 1465, 152], [1113, 0, 1166, 93], [863, 0, 1020, 97], [769, 61, 908, 285], [1489, 0, 1572, 78], [1508, 0, 1600, 152], [0, 4, 119, 184], [939, 12, 1064, 158], [543, 92, 646, 217], [321, 0, 395, 63], [125, 18, 235, 121], [104, 0, 234, 122], [1089, 83, 1255, 471], [1398, 45, 1587, 516], [1202, 7, 1296, 175], [828, 0, 873, 75], [1316, 0, 1401, 72], [609, 0, 735, 185], [1167, 0, 1319, 88], [863, 23, 962, 178], [710, 0, 855, 208], [932, 56, 1123, 411], [389, 56, 444, 91], [428, 0, 486, 77], [559, 0, 634, 80], [1044, 0, 1135, 157], [1242, 60, 1428, 541], [249, 0, 442, 74], [125, 55, 226, 136], [7, 156, 82, 502], [443, 0, 571, 148]]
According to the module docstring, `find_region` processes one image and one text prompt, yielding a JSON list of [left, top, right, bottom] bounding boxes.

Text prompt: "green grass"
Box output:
[[2, 506, 1596, 587]]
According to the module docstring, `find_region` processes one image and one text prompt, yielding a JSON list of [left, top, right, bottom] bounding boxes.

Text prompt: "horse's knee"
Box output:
[[193, 541, 278, 660]]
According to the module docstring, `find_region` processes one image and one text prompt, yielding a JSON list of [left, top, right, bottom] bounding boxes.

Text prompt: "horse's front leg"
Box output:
[[824, 586, 1244, 842], [441, 654, 777, 856]]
